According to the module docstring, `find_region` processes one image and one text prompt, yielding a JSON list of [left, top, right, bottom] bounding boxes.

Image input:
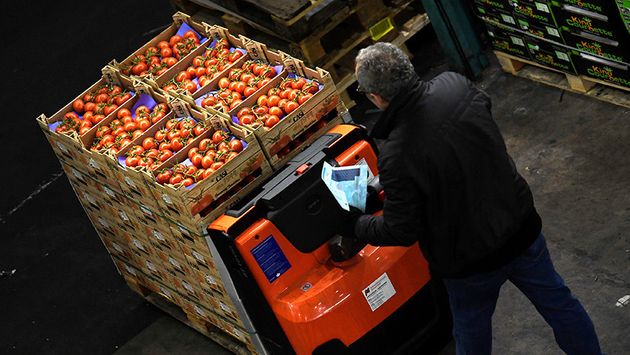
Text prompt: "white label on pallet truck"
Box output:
[[362, 273, 396, 312], [356, 158, 375, 182]]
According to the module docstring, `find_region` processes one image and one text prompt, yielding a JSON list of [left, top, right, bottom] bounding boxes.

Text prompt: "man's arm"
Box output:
[[354, 164, 423, 247]]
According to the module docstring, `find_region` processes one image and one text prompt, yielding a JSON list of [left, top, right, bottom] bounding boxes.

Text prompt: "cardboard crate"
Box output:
[[524, 35, 577, 74], [112, 256, 149, 286], [484, 21, 533, 61], [180, 31, 286, 113], [193, 268, 229, 296], [229, 55, 340, 168], [144, 25, 251, 103], [141, 222, 183, 255], [572, 50, 630, 89], [109, 12, 210, 83], [146, 117, 271, 230], [179, 242, 216, 273]]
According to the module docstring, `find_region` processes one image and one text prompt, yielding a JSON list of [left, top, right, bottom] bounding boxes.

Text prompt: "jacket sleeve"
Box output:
[[354, 159, 423, 247]]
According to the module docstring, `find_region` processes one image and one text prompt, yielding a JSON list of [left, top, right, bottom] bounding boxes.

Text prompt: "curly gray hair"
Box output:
[[355, 42, 416, 101]]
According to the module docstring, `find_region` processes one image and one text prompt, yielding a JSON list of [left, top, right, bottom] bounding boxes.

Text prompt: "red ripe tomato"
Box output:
[[218, 77, 230, 89], [239, 114, 255, 125], [193, 125, 206, 136], [132, 62, 148, 76], [169, 35, 183, 47], [95, 93, 109, 103], [217, 141, 229, 152], [302, 82, 319, 94], [191, 153, 204, 168], [285, 101, 299, 113], [169, 173, 184, 185], [201, 96, 217, 108], [182, 177, 194, 187], [265, 115, 279, 128], [268, 106, 283, 117], [124, 121, 137, 132], [154, 129, 168, 142], [136, 105, 150, 117], [72, 99, 85, 113], [198, 138, 213, 151], [175, 71, 190, 83], [212, 130, 228, 144], [156, 170, 172, 184], [201, 156, 214, 169], [166, 130, 181, 141], [162, 57, 177, 68], [165, 118, 179, 130], [292, 78, 306, 90], [188, 147, 199, 160], [96, 126, 111, 138], [158, 149, 173, 162], [84, 102, 97, 113], [267, 95, 281, 107], [138, 119, 151, 131], [183, 80, 197, 94], [157, 40, 170, 49], [298, 93, 313, 105], [126, 155, 140, 167], [117, 108, 131, 119], [159, 141, 172, 151], [183, 30, 198, 40], [129, 145, 144, 156], [142, 137, 156, 150], [171, 137, 185, 152], [229, 139, 243, 152], [160, 47, 173, 58]]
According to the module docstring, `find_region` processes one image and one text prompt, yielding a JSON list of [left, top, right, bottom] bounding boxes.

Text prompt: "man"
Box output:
[[342, 42, 602, 354]]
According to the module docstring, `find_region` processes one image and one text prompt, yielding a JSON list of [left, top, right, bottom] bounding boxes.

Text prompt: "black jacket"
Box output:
[[355, 72, 541, 278]]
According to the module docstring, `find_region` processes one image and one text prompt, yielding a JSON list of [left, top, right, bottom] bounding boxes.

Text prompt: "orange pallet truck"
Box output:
[[208, 124, 451, 354]]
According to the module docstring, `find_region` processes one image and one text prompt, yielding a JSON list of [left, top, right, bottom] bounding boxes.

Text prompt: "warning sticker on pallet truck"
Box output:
[[362, 273, 396, 311]]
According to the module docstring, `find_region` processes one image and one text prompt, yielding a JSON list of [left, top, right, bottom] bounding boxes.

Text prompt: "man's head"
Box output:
[[355, 42, 416, 110]]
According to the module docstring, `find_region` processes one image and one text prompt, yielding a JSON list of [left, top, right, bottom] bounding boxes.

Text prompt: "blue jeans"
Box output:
[[443, 234, 602, 355]]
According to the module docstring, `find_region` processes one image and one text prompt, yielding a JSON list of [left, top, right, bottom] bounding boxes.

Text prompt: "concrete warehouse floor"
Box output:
[[1, 1, 628, 354]]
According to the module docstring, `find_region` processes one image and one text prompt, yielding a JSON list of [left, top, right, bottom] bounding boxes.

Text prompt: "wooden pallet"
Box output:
[[186, 0, 371, 42], [124, 277, 256, 355], [494, 51, 630, 109]]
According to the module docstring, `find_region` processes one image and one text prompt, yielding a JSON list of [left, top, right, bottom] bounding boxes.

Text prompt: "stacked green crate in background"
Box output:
[[473, 0, 630, 89]]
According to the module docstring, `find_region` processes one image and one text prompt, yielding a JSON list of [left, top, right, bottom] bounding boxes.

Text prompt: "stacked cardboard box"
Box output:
[[38, 11, 345, 355], [474, 0, 630, 89]]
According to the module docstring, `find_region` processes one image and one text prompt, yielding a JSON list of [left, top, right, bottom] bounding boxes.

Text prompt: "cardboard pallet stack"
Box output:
[[38, 11, 346, 354], [474, 0, 630, 92]]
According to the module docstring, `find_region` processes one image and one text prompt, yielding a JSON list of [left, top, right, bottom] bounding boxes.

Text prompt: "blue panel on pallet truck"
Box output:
[[251, 235, 291, 283]]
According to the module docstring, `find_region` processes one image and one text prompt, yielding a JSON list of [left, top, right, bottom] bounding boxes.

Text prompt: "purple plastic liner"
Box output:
[[48, 92, 138, 132]]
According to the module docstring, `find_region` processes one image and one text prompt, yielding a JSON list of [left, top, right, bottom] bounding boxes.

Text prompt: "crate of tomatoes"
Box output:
[[148, 27, 251, 102], [136, 111, 271, 231], [37, 69, 135, 179], [184, 28, 285, 114], [228, 55, 344, 169], [108, 12, 210, 82]]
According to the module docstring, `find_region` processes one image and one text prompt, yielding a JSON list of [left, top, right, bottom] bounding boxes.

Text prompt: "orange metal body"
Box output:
[[210, 125, 431, 354]]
